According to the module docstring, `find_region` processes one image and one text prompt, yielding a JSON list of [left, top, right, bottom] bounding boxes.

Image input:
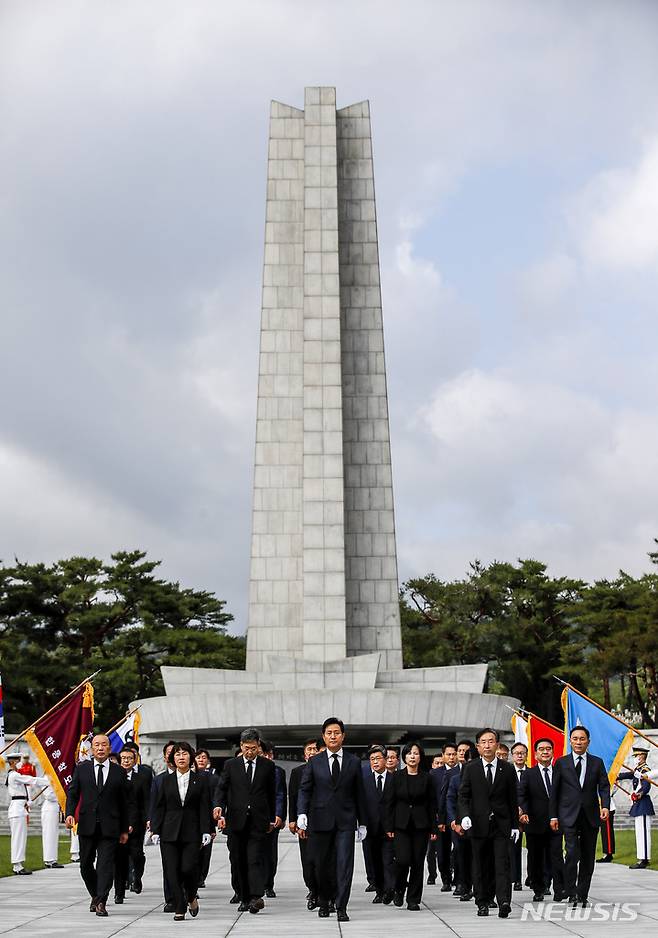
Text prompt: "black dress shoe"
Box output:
[[337, 909, 350, 922], [393, 891, 404, 907], [629, 860, 649, 869], [96, 901, 108, 917], [45, 862, 65, 869], [14, 869, 32, 876], [189, 898, 199, 918], [174, 913, 186, 921], [365, 883, 377, 892], [307, 896, 318, 910], [460, 891, 473, 901], [163, 902, 176, 912], [488, 900, 497, 908], [230, 893, 240, 904], [133, 881, 142, 894], [427, 876, 436, 885], [513, 882, 522, 891], [440, 883, 453, 892], [596, 854, 613, 863], [568, 895, 578, 905], [328, 900, 336, 913], [477, 905, 489, 916], [265, 888, 276, 898], [532, 893, 544, 902], [552, 893, 564, 902], [90, 899, 98, 913], [238, 901, 250, 912], [318, 906, 330, 918], [407, 903, 420, 911], [498, 903, 511, 918], [382, 891, 393, 905], [114, 895, 124, 904], [372, 894, 383, 903]]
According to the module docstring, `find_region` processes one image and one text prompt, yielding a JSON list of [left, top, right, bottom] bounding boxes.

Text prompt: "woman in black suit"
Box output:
[[151, 741, 214, 921], [384, 741, 438, 910]]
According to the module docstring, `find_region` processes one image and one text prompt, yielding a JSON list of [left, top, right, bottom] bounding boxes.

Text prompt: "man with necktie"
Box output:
[[510, 742, 528, 890], [549, 725, 610, 907], [363, 745, 395, 903], [519, 738, 565, 901], [288, 738, 319, 908], [297, 717, 368, 922], [113, 746, 150, 902], [214, 727, 276, 914], [65, 734, 133, 918]]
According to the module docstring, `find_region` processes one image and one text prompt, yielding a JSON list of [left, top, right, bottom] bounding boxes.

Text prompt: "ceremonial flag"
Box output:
[[0, 673, 5, 770], [561, 684, 634, 785], [511, 711, 530, 764], [24, 682, 94, 813], [108, 709, 141, 754], [527, 713, 564, 766]]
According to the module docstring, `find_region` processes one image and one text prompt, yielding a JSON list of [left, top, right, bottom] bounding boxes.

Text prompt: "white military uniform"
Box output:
[[32, 779, 60, 865], [6, 768, 44, 871]]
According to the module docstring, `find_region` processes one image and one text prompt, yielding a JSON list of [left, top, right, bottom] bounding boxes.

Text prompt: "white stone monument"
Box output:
[[135, 89, 518, 752]]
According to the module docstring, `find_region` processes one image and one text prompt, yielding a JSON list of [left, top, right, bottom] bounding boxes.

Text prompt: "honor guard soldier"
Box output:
[[618, 742, 656, 869], [5, 752, 45, 875], [31, 777, 64, 868]]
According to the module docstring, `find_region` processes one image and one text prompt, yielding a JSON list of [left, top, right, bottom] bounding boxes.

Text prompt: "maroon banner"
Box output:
[[25, 683, 94, 813]]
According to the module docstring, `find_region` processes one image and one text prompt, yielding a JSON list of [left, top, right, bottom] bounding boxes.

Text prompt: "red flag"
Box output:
[[528, 713, 564, 766], [24, 683, 94, 814]]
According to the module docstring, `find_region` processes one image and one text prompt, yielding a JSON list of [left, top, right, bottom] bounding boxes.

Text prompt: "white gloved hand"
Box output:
[[201, 833, 212, 847], [634, 769, 643, 779], [461, 816, 472, 831], [510, 829, 520, 843], [297, 814, 308, 831], [356, 825, 367, 842], [151, 834, 160, 845]]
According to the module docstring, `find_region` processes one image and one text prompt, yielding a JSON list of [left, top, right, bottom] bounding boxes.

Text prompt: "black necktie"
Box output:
[[246, 761, 254, 784], [96, 763, 104, 793], [543, 767, 552, 794], [486, 762, 493, 788], [576, 756, 583, 783], [377, 774, 383, 797], [332, 754, 340, 786]]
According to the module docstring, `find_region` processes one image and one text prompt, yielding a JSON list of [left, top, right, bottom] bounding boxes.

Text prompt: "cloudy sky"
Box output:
[[2, 0, 657, 633]]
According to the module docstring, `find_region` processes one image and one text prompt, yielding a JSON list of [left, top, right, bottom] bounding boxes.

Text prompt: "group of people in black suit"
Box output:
[[63, 721, 612, 922]]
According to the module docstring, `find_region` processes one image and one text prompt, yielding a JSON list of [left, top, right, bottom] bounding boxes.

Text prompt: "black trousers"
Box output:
[[526, 829, 564, 896], [298, 836, 318, 896], [362, 838, 375, 885], [369, 829, 396, 896], [199, 841, 212, 884], [562, 811, 598, 900], [264, 828, 279, 890], [394, 827, 429, 906], [79, 824, 118, 902], [510, 830, 523, 882], [231, 818, 267, 901], [114, 827, 146, 896], [426, 829, 452, 884], [452, 831, 473, 891], [160, 840, 200, 915], [471, 833, 512, 908], [599, 810, 616, 856], [311, 829, 354, 911]]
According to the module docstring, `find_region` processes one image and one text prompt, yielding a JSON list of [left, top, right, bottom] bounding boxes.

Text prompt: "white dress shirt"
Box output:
[[176, 769, 191, 803], [539, 763, 553, 795], [93, 759, 109, 786], [373, 771, 387, 791], [572, 751, 587, 786], [327, 748, 343, 770]]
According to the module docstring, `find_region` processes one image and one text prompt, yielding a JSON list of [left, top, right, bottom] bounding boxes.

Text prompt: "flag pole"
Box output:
[[553, 676, 658, 751], [104, 706, 141, 737], [0, 670, 100, 760]]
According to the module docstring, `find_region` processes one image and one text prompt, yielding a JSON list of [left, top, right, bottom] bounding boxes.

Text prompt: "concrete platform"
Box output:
[[1, 833, 657, 936]]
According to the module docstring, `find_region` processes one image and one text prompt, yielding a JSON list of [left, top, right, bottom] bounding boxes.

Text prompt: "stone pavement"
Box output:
[[1, 833, 658, 937]]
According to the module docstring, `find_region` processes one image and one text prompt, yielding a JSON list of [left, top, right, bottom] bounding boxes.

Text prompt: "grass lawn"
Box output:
[[0, 835, 72, 878]]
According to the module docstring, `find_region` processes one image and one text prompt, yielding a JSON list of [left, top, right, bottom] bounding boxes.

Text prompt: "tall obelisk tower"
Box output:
[[246, 87, 402, 674]]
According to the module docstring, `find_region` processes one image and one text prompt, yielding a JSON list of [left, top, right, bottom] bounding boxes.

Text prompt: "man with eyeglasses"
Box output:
[[519, 738, 565, 901]]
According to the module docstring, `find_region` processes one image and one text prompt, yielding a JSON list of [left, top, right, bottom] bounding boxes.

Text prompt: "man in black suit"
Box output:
[[447, 740, 476, 901], [362, 745, 395, 904], [510, 742, 528, 890], [549, 725, 610, 906], [519, 737, 565, 901], [289, 738, 319, 907], [260, 739, 287, 898], [113, 746, 151, 902], [297, 717, 368, 923], [65, 734, 134, 918], [429, 743, 457, 890], [457, 727, 519, 919], [147, 740, 176, 911], [214, 727, 276, 914]]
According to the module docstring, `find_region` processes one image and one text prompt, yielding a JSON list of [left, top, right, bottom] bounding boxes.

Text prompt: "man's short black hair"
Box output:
[[533, 737, 554, 751], [163, 739, 176, 755], [195, 748, 210, 760], [322, 717, 345, 735], [303, 738, 319, 751], [240, 727, 260, 744], [124, 740, 140, 753], [457, 739, 475, 749], [443, 742, 457, 753], [476, 727, 500, 743], [570, 725, 590, 740], [367, 745, 387, 758], [260, 739, 274, 755], [386, 746, 399, 756], [119, 746, 137, 758], [511, 742, 528, 753]]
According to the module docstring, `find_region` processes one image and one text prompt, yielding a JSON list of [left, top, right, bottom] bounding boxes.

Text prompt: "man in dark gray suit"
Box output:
[[549, 725, 610, 907], [297, 717, 368, 922]]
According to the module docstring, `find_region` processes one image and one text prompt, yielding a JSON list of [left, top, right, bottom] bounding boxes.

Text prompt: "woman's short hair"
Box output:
[[401, 740, 426, 766], [168, 741, 195, 766]]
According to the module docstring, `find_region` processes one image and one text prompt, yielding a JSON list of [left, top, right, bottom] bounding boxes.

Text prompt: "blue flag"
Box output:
[[562, 685, 634, 785]]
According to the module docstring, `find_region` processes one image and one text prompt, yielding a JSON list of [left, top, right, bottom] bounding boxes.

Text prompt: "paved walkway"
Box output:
[[1, 834, 657, 937]]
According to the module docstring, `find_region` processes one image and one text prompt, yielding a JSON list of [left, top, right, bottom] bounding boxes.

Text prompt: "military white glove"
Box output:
[[356, 825, 367, 842], [461, 816, 472, 831], [201, 833, 212, 847], [634, 769, 644, 779], [297, 814, 308, 831], [151, 834, 160, 845], [510, 829, 520, 843]]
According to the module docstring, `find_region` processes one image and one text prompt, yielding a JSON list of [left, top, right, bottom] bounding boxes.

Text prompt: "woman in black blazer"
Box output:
[[384, 741, 438, 910], [151, 742, 214, 921]]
